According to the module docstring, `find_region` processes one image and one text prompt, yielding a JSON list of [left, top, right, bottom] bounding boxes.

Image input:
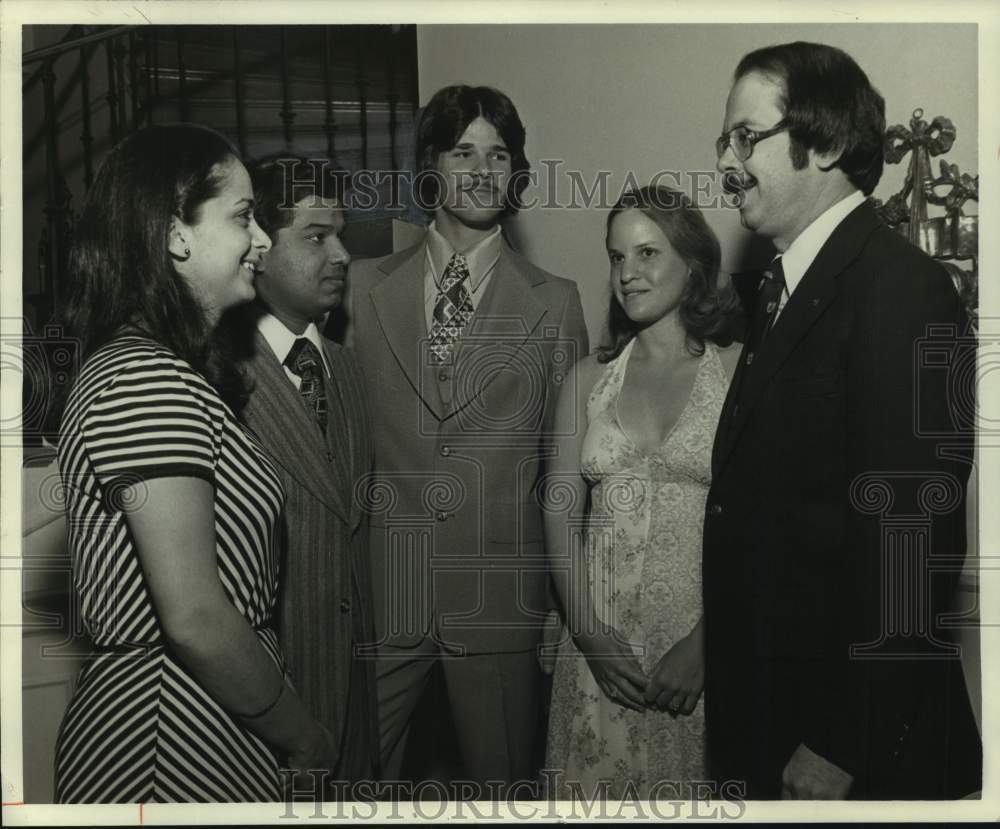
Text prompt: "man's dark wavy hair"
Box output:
[[414, 84, 530, 216], [598, 185, 742, 363], [247, 153, 350, 237], [736, 41, 886, 195], [58, 123, 249, 413]]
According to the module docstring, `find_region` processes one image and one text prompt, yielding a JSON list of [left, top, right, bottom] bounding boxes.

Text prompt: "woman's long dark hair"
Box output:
[[598, 184, 742, 362], [58, 123, 250, 412]]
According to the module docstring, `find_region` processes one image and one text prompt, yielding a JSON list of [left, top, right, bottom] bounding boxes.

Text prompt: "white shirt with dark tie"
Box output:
[[256, 313, 331, 390]]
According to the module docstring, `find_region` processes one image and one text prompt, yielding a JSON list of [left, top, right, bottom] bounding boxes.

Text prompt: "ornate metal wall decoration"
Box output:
[[873, 108, 978, 328]]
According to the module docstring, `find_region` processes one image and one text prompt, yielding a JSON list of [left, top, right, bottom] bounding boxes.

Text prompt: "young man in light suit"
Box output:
[[704, 42, 980, 799], [235, 155, 378, 787], [350, 85, 588, 787]]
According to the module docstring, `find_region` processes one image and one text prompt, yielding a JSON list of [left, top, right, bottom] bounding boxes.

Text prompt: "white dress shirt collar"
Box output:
[[780, 189, 866, 301], [425, 221, 502, 294], [256, 313, 331, 377]]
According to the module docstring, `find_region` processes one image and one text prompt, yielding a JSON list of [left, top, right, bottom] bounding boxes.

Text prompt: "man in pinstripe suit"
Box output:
[[235, 156, 378, 788]]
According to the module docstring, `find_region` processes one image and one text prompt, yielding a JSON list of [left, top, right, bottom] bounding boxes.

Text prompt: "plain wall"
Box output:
[[416, 24, 978, 345]]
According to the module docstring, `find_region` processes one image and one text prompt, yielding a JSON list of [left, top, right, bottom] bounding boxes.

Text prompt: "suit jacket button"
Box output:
[[340, 598, 351, 613], [440, 445, 451, 457], [436, 511, 448, 522], [708, 503, 723, 515], [326, 451, 334, 462]]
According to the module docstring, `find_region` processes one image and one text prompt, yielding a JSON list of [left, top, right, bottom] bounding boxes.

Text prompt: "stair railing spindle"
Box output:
[[104, 39, 120, 143], [322, 26, 337, 160], [79, 43, 94, 188], [176, 26, 189, 121], [233, 27, 247, 158], [279, 27, 296, 150]]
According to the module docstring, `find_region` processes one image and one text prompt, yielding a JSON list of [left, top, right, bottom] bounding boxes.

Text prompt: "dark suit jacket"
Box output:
[[350, 239, 589, 654], [241, 332, 378, 781], [703, 200, 981, 799]]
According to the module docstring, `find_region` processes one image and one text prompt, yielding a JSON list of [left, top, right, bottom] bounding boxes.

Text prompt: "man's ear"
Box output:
[[812, 144, 845, 173], [167, 216, 192, 262]]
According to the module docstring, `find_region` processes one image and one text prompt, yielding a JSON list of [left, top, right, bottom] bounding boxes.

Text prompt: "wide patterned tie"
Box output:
[[285, 338, 328, 433], [429, 252, 475, 365]]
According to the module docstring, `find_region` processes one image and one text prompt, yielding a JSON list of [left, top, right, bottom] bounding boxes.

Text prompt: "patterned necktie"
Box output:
[[429, 252, 475, 365], [741, 257, 786, 370], [285, 338, 328, 433], [721, 258, 787, 443]]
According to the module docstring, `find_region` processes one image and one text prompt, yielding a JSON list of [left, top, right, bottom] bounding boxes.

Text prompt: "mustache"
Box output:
[[450, 169, 502, 188], [457, 178, 502, 195], [722, 171, 756, 207], [722, 171, 756, 194], [450, 174, 506, 210]]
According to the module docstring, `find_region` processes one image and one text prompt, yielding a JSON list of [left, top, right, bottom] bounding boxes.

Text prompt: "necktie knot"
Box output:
[[759, 257, 786, 317], [763, 256, 786, 293], [444, 252, 469, 282], [434, 254, 470, 316], [285, 337, 323, 377]]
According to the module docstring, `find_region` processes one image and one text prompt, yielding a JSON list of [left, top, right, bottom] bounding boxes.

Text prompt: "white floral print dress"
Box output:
[[546, 338, 729, 800]]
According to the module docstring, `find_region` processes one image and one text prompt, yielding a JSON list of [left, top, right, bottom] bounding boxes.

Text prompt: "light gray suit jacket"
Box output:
[[351, 239, 588, 654]]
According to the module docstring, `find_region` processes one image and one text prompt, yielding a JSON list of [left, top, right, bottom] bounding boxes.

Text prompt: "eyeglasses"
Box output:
[[715, 122, 787, 162]]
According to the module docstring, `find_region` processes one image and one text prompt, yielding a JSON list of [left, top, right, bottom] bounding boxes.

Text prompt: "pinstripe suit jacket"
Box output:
[[241, 332, 378, 779]]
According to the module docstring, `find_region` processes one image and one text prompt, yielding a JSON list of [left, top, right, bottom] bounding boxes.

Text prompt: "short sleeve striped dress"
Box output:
[[55, 335, 287, 803]]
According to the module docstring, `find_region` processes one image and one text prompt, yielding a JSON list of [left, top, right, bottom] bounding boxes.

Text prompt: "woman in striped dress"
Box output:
[[54, 124, 335, 802]]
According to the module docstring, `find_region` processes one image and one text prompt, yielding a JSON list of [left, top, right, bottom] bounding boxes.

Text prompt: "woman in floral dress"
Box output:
[[545, 185, 741, 799]]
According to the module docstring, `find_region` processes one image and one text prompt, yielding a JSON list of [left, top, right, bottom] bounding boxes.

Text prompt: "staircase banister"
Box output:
[[22, 25, 84, 92], [22, 25, 137, 67]]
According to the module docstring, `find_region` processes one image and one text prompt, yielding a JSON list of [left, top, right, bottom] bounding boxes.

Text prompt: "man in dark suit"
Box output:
[[350, 85, 588, 787], [704, 42, 981, 799], [237, 155, 378, 786]]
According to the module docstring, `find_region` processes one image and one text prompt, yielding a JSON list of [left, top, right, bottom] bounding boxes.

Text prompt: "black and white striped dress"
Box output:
[[55, 336, 286, 803]]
